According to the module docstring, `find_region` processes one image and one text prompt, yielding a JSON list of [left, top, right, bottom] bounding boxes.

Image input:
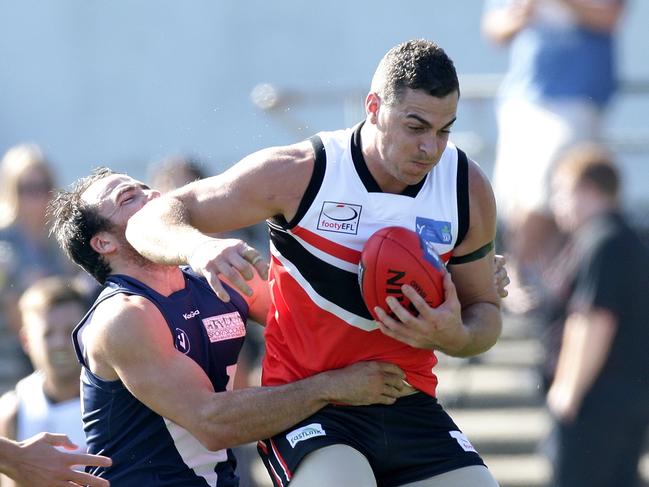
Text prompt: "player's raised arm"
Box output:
[[125, 142, 314, 300]]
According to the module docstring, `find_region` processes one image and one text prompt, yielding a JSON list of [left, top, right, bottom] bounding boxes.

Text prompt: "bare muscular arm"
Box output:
[[374, 159, 502, 357], [221, 271, 271, 325], [126, 142, 314, 300], [85, 294, 409, 452], [446, 158, 502, 355]]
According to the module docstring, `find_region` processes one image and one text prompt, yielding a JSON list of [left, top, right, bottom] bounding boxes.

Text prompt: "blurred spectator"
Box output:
[[148, 154, 269, 253], [0, 144, 77, 392], [481, 0, 626, 313], [0, 276, 89, 487], [541, 143, 649, 487], [147, 154, 208, 194]]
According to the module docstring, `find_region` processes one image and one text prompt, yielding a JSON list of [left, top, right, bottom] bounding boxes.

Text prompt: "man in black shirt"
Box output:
[[546, 143, 649, 487]]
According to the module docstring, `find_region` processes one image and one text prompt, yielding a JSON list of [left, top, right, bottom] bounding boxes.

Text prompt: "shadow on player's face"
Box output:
[[373, 88, 458, 188], [82, 174, 161, 229]]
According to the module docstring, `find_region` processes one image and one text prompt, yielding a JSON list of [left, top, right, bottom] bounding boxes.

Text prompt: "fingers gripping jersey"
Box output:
[[72, 268, 248, 487], [262, 124, 469, 396]]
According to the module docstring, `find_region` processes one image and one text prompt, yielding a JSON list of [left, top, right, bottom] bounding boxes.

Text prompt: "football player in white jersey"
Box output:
[[127, 39, 502, 487]]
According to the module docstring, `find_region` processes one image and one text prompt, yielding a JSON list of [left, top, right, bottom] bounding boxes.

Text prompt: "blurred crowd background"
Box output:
[[0, 1, 647, 486]]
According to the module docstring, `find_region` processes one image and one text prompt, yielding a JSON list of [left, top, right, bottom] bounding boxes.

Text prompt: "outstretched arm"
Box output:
[[87, 295, 411, 453], [126, 142, 314, 301], [0, 433, 112, 487]]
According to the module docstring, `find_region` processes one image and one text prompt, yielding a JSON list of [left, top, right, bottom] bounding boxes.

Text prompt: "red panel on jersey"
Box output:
[[262, 257, 439, 397], [291, 225, 362, 264]]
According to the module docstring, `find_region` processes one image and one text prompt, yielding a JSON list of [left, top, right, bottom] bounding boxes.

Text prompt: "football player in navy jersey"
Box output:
[[126, 39, 503, 486], [48, 168, 411, 486]]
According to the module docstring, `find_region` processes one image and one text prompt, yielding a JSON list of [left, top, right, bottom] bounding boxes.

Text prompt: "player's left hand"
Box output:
[[373, 272, 469, 353]]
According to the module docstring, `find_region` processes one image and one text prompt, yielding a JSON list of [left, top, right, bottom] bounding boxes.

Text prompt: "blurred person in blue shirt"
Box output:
[[0, 144, 77, 392], [481, 0, 626, 313]]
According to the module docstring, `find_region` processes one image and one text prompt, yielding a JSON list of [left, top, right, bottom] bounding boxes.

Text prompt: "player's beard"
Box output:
[[113, 223, 157, 272]]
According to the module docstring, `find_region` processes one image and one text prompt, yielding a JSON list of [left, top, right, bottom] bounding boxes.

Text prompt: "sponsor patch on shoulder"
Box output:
[[286, 423, 326, 448], [317, 201, 362, 234], [201, 312, 246, 343], [449, 430, 477, 453]]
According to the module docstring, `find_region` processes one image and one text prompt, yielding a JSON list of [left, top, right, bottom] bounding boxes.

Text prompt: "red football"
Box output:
[[359, 226, 446, 321]]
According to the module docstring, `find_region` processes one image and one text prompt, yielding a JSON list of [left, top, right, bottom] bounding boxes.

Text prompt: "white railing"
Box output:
[[251, 75, 649, 217]]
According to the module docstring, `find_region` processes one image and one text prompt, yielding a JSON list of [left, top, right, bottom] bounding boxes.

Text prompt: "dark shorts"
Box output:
[[257, 392, 485, 487]]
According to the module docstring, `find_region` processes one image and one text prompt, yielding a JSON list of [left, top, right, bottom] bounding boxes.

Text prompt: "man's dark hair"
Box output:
[[557, 143, 620, 198], [19, 276, 90, 316], [581, 160, 619, 197], [373, 39, 460, 105], [48, 167, 117, 284]]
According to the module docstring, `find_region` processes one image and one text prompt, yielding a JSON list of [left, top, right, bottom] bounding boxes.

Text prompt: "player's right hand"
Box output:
[[322, 361, 414, 406], [188, 238, 268, 302]]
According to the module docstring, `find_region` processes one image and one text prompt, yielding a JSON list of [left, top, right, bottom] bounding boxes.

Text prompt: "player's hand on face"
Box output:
[[188, 238, 268, 302], [323, 361, 413, 405], [494, 254, 510, 298], [374, 273, 468, 353]]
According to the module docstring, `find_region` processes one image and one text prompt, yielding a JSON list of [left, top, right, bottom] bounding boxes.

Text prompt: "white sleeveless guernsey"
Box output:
[[15, 371, 86, 453], [262, 124, 469, 397]]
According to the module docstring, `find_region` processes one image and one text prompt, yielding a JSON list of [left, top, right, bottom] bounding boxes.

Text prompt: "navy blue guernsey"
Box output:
[[72, 267, 248, 487]]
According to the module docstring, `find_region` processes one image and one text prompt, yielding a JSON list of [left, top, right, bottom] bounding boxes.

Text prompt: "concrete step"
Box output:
[[486, 452, 649, 487], [453, 405, 649, 456], [480, 337, 544, 368], [435, 364, 544, 409], [499, 312, 545, 340], [484, 454, 550, 487], [449, 407, 549, 455], [436, 337, 544, 369]]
